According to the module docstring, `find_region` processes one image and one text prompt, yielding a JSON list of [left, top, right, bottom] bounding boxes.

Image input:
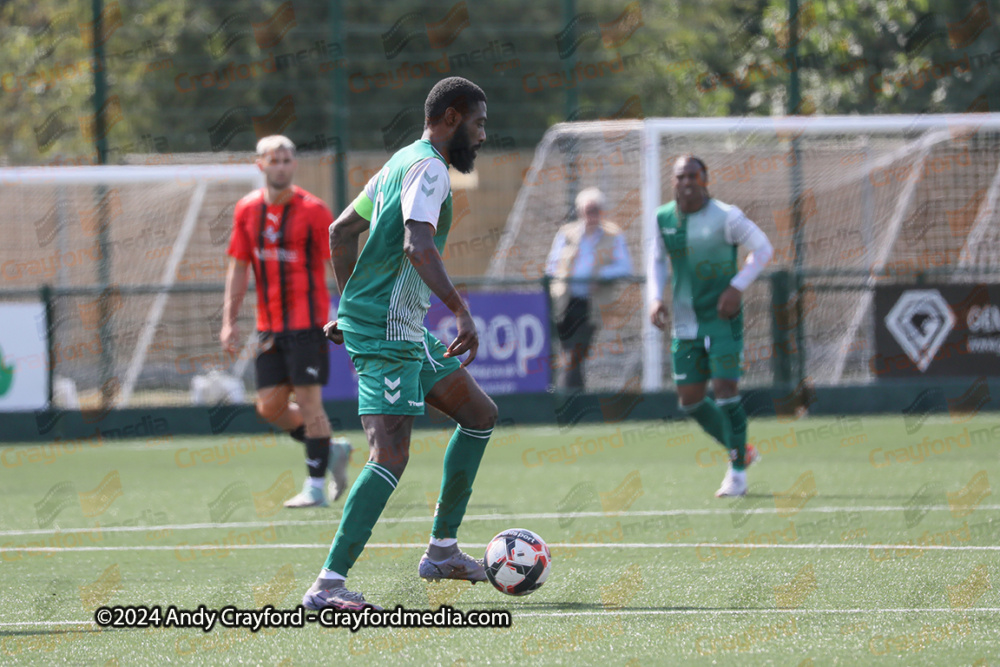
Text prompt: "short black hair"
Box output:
[[678, 154, 708, 178], [425, 77, 487, 124]]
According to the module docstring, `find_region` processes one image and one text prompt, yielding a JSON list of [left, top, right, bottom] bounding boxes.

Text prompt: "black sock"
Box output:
[[289, 425, 306, 443], [305, 436, 330, 478]]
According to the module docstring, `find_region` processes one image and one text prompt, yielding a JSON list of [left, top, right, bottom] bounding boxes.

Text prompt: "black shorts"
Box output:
[[255, 328, 330, 389], [557, 297, 596, 346]]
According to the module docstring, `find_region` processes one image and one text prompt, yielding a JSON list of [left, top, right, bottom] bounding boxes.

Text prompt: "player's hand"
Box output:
[[324, 319, 344, 345], [717, 286, 742, 320], [220, 322, 239, 353], [445, 308, 478, 368], [649, 300, 669, 331]]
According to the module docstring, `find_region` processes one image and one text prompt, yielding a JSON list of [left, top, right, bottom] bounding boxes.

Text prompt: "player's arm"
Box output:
[[222, 205, 252, 352], [400, 157, 478, 366], [328, 202, 371, 294], [404, 220, 477, 367], [647, 230, 670, 330], [326, 204, 369, 345], [718, 207, 775, 319], [325, 176, 378, 344], [330, 169, 380, 293], [221, 259, 250, 353]]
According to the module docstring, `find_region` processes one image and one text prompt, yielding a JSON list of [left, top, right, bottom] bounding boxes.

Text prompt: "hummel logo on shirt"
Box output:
[[421, 171, 437, 196]]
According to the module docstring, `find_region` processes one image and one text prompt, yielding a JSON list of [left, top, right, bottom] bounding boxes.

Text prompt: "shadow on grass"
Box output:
[[0, 625, 106, 638]]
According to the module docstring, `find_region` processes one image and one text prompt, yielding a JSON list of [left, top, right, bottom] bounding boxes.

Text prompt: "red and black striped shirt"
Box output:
[[227, 186, 332, 333]]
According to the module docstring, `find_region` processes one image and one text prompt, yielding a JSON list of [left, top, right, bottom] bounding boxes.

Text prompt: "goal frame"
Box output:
[[0, 164, 265, 408], [638, 114, 1000, 391], [489, 113, 1000, 392]]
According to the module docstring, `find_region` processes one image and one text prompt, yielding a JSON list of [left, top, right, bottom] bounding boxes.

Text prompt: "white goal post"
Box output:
[[490, 114, 1000, 392], [0, 164, 264, 408]]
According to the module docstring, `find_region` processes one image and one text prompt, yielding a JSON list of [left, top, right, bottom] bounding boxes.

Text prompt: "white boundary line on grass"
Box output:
[[4, 504, 999, 538], [515, 607, 1000, 618], [3, 607, 1000, 629], [3, 542, 1000, 554]]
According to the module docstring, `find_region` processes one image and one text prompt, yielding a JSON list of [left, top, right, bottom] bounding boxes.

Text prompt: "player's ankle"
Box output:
[[426, 538, 459, 561]]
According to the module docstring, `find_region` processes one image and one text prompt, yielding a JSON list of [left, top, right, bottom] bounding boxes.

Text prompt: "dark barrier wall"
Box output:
[[2, 377, 997, 443]]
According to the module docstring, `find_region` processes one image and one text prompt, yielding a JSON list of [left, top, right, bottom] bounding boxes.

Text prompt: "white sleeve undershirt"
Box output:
[[724, 206, 774, 292], [647, 229, 670, 304]]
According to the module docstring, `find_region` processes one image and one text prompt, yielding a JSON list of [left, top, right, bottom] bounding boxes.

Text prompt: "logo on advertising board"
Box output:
[[0, 303, 49, 410], [884, 290, 956, 372]]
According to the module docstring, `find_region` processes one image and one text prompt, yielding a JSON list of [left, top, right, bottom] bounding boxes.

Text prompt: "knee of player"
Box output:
[[712, 380, 740, 400], [470, 398, 499, 432], [374, 448, 408, 477], [255, 397, 283, 422]]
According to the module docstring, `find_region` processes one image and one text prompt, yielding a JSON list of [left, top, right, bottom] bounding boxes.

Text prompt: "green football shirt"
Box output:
[[338, 139, 454, 342], [653, 198, 767, 339]]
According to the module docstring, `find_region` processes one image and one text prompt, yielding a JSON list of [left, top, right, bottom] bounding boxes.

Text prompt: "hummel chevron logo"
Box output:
[[384, 376, 401, 389], [421, 172, 437, 196], [384, 390, 401, 404]]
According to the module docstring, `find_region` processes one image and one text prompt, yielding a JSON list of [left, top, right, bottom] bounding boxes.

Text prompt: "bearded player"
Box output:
[[648, 156, 774, 497], [222, 135, 352, 508], [301, 77, 498, 610]]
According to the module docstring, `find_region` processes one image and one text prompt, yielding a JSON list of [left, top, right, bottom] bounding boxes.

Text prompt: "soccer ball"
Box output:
[[484, 528, 551, 596]]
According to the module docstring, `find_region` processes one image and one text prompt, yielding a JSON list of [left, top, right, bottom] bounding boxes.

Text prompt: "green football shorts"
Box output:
[[671, 318, 744, 385], [343, 327, 462, 415]]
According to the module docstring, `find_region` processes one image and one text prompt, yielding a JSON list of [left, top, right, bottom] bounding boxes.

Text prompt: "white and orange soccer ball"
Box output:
[[484, 528, 551, 596]]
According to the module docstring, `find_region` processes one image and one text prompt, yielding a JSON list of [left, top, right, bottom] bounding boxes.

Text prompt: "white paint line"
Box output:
[[3, 542, 999, 554], [3, 607, 1000, 629], [4, 504, 997, 538]]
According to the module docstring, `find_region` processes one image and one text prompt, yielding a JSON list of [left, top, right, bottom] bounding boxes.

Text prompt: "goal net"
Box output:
[[0, 165, 264, 409], [488, 114, 1000, 392]]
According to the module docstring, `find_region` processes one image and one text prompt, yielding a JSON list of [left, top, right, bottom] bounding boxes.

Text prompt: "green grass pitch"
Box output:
[[1, 413, 998, 665]]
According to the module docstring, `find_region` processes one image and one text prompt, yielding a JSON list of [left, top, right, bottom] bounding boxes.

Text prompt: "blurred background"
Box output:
[[1, 0, 998, 428]]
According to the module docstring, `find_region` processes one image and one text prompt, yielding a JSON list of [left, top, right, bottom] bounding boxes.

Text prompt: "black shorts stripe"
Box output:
[[255, 202, 273, 331]]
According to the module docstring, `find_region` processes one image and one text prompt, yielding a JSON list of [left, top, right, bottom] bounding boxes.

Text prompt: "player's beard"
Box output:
[[448, 128, 479, 174]]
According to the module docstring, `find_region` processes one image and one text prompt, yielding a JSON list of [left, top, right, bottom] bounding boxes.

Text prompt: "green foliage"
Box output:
[[0, 0, 996, 165]]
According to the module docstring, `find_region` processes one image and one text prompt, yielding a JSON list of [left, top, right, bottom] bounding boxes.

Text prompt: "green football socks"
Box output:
[[322, 461, 398, 575], [431, 426, 493, 540], [682, 397, 729, 448], [717, 396, 748, 471]]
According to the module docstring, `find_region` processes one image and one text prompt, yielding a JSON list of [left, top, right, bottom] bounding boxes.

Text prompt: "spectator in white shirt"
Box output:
[[545, 188, 633, 390]]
